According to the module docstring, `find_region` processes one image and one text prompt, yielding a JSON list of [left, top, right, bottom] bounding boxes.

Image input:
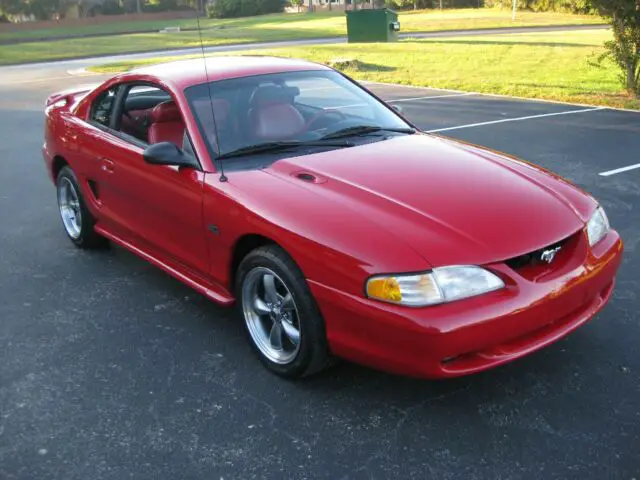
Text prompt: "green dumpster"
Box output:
[[345, 8, 400, 43]]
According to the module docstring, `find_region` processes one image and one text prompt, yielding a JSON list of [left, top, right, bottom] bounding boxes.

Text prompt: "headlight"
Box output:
[[586, 206, 610, 247], [366, 265, 504, 307]]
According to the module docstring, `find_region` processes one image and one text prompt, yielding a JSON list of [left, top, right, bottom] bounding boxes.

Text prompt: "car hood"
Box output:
[[265, 134, 596, 267]]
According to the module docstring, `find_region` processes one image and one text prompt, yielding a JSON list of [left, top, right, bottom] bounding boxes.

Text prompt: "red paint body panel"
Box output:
[[42, 57, 623, 378]]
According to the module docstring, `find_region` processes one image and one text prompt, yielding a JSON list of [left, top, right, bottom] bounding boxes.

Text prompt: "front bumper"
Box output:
[[309, 230, 623, 379]]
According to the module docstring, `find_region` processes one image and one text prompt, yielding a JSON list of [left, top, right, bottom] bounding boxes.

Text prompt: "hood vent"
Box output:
[[297, 173, 316, 182], [292, 171, 326, 184]]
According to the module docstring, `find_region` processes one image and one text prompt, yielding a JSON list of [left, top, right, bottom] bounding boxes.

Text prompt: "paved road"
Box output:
[[0, 63, 639, 480]]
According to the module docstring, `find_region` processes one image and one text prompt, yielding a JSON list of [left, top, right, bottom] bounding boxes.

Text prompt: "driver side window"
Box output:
[[114, 83, 196, 156], [117, 85, 173, 145]]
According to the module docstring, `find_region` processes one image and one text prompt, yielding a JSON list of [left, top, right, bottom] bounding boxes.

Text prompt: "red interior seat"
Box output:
[[192, 98, 234, 147], [248, 86, 305, 141], [148, 101, 185, 146], [249, 103, 305, 141]]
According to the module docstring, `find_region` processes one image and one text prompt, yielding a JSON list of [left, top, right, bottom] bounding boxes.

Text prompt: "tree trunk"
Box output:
[[636, 41, 640, 97], [627, 62, 638, 96]]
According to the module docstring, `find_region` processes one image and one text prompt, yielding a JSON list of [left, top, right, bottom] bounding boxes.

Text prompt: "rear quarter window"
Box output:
[[90, 88, 117, 127]]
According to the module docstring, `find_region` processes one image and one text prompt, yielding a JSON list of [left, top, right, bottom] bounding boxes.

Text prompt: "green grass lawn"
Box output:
[[0, 9, 604, 65], [88, 29, 640, 110]]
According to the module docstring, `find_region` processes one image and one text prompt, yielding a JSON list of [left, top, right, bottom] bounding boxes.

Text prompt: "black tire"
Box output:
[[236, 244, 332, 379], [56, 166, 108, 249]]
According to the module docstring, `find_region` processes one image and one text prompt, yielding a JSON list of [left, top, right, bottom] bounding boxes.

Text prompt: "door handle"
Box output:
[[100, 158, 115, 173]]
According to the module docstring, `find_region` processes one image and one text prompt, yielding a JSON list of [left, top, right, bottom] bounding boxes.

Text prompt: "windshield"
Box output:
[[184, 70, 412, 161]]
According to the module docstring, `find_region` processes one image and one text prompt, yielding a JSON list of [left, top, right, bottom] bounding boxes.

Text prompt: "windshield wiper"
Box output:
[[217, 140, 353, 160], [321, 125, 416, 140]]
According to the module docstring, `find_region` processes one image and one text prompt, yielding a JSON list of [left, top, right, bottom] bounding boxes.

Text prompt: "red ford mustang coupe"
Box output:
[[43, 56, 623, 379]]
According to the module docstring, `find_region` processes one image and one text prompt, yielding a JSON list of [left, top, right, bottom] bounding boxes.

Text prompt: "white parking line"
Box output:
[[325, 93, 473, 111], [324, 103, 367, 110], [299, 86, 342, 92], [428, 107, 605, 133], [324, 92, 474, 110], [599, 164, 640, 177], [363, 80, 640, 114], [388, 93, 475, 103], [361, 81, 467, 94]]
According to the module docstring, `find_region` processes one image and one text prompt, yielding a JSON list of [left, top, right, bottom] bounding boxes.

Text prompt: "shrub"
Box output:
[[208, 0, 284, 18], [519, 0, 594, 13], [100, 0, 125, 14], [590, 0, 640, 96]]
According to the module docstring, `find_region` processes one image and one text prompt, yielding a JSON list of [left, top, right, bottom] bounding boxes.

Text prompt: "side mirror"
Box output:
[[143, 142, 197, 168], [391, 104, 404, 114]]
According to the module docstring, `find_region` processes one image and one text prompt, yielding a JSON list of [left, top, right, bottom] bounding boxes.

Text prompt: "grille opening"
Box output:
[[505, 237, 569, 270]]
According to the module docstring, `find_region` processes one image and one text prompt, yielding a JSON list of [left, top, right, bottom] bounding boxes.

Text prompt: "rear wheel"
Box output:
[[56, 166, 107, 249], [236, 245, 331, 378]]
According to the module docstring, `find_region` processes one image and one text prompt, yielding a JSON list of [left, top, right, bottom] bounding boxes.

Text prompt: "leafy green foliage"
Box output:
[[520, 0, 593, 12], [385, 0, 488, 8], [208, 0, 284, 18], [144, 0, 178, 13], [0, 0, 28, 17], [3, 0, 59, 20], [97, 0, 125, 15], [387, 0, 593, 11], [589, 0, 640, 95]]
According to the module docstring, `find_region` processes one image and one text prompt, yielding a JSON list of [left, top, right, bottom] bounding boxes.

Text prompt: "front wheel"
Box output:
[[236, 245, 332, 378]]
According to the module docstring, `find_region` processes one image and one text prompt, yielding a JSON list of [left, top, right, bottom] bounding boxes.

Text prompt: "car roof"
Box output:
[[129, 56, 332, 89]]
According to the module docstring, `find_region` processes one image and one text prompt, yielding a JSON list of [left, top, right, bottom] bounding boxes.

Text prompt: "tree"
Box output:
[[590, 0, 640, 96], [2, 0, 61, 20], [0, 0, 21, 16], [209, 0, 284, 18]]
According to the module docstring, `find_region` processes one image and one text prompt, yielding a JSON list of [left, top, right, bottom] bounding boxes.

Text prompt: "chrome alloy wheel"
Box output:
[[57, 177, 82, 239], [242, 267, 301, 364]]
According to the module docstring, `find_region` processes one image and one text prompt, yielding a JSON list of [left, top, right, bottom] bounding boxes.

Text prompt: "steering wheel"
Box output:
[[122, 110, 148, 138], [306, 109, 347, 132]]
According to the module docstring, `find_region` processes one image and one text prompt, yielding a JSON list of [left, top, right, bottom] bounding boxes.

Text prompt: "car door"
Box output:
[[77, 86, 133, 236], [84, 82, 210, 278]]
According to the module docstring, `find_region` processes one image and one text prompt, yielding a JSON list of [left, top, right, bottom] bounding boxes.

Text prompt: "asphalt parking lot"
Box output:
[[1, 64, 639, 480]]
